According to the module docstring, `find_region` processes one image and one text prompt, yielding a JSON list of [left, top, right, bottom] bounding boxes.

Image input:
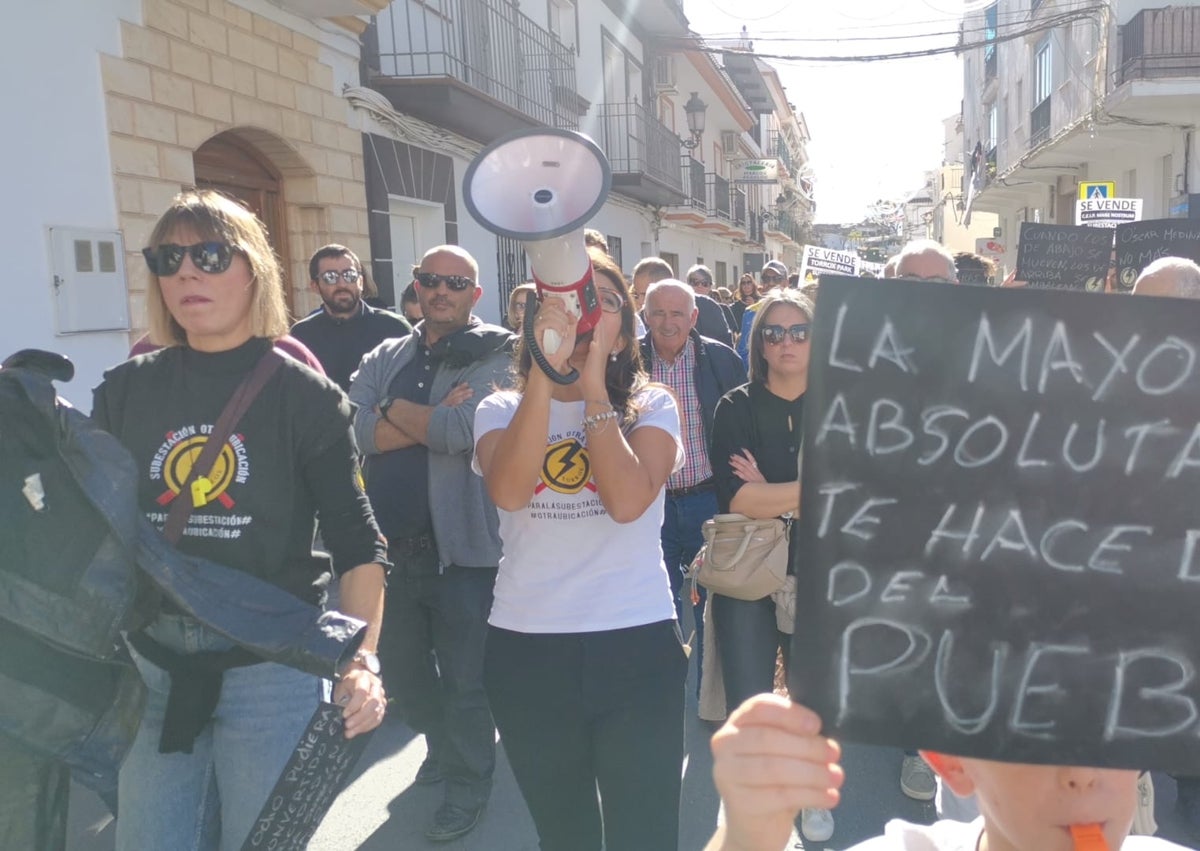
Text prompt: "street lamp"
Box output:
[[681, 92, 707, 150]]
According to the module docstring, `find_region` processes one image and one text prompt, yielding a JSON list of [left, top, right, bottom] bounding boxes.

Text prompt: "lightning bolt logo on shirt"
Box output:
[[536, 438, 596, 495]]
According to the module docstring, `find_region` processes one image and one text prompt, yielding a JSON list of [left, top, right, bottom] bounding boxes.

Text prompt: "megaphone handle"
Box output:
[[523, 290, 578, 385]]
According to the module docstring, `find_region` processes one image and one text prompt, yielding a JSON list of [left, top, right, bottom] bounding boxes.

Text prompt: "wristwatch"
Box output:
[[347, 649, 381, 675], [378, 397, 395, 423]]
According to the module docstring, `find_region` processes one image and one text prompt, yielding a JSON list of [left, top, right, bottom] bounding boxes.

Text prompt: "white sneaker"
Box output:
[[800, 807, 835, 843]]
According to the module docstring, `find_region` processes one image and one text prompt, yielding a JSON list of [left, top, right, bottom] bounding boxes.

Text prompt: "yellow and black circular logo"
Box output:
[[540, 438, 591, 495], [160, 436, 237, 508]]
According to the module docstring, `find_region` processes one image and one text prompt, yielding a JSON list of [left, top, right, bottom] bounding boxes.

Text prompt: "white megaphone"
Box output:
[[463, 128, 612, 357]]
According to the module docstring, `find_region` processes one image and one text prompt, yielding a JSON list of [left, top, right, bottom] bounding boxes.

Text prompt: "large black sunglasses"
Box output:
[[761, 323, 810, 345], [142, 242, 236, 277], [415, 272, 475, 291]]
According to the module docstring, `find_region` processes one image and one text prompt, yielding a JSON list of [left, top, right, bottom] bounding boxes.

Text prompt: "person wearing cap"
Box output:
[[736, 261, 790, 368], [686, 263, 737, 339]]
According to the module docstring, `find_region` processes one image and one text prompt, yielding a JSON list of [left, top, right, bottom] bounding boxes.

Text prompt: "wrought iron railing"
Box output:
[[496, 234, 528, 317], [681, 156, 707, 210], [768, 131, 792, 173], [370, 0, 578, 129], [707, 174, 731, 221], [1115, 6, 1200, 86], [1030, 97, 1051, 148], [732, 187, 747, 228], [597, 102, 685, 192]]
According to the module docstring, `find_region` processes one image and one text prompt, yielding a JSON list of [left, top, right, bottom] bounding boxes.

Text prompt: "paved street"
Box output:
[[66, 643, 940, 851]]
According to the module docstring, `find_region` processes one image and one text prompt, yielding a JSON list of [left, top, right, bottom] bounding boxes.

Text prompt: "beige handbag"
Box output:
[[690, 513, 790, 601]]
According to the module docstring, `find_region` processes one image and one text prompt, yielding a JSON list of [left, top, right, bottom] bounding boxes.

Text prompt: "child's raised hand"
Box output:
[[708, 694, 844, 851]]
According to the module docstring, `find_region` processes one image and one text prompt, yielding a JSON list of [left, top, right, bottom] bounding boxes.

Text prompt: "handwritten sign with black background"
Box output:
[[1115, 219, 1200, 293], [789, 275, 1200, 772], [1015, 222, 1112, 291], [240, 703, 371, 851]]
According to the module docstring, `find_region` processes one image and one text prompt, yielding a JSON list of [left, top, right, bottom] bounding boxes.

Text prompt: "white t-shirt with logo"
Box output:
[[846, 818, 1186, 850], [473, 386, 683, 633]]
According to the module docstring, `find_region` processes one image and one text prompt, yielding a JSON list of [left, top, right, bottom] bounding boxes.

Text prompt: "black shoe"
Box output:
[[414, 754, 443, 786], [425, 803, 484, 842]]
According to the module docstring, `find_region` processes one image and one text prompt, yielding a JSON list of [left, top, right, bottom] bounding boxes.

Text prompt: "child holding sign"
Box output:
[[705, 694, 1183, 851]]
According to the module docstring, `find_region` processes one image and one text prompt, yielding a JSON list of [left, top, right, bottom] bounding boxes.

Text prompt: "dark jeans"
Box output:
[[0, 734, 68, 851], [711, 592, 790, 714], [661, 489, 713, 689], [484, 620, 687, 851], [378, 552, 497, 810]]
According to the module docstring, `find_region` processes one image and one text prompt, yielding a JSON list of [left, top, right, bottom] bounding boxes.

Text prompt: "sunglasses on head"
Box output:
[[142, 242, 236, 277], [318, 268, 361, 285], [761, 323, 810, 345], [415, 272, 475, 291]]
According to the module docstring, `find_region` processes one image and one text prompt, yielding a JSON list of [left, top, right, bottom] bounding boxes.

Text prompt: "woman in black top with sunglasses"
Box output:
[[91, 190, 387, 850], [710, 289, 813, 708], [709, 289, 830, 839]]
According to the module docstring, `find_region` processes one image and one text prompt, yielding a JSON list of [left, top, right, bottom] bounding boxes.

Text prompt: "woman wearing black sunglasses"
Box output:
[[708, 289, 833, 842], [91, 190, 388, 850]]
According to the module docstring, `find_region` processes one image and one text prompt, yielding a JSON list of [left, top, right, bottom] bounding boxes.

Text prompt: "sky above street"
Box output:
[[684, 0, 969, 224]]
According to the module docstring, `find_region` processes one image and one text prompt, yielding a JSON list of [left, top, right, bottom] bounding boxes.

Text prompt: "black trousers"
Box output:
[[484, 620, 687, 851], [378, 553, 498, 810]]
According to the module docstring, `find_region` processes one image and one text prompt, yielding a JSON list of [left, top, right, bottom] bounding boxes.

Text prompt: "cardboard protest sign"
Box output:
[[241, 703, 372, 851], [1076, 198, 1142, 229], [1114, 219, 1200, 293], [790, 275, 1200, 772], [1015, 222, 1112, 291], [801, 245, 859, 284]]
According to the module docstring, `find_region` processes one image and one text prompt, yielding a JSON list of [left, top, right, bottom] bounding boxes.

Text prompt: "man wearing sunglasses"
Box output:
[[290, 244, 412, 393], [349, 245, 511, 842], [686, 263, 738, 342]]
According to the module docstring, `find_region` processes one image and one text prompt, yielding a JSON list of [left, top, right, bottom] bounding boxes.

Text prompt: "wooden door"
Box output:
[[193, 134, 293, 313]]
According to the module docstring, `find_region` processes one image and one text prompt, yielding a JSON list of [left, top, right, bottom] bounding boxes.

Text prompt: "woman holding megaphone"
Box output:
[[473, 248, 688, 850]]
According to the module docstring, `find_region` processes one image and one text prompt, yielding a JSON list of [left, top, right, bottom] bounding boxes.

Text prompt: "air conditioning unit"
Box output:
[[721, 130, 740, 159], [653, 56, 677, 92]]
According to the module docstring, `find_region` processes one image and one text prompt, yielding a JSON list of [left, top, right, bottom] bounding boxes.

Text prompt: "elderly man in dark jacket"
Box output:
[[639, 280, 746, 693]]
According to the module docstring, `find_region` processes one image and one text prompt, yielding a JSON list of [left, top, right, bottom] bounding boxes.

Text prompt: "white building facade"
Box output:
[[961, 0, 1200, 245]]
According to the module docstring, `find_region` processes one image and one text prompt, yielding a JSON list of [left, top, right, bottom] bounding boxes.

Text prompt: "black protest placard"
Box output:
[[1015, 222, 1112, 291], [240, 703, 372, 851], [790, 274, 1200, 772], [1114, 219, 1200, 293]]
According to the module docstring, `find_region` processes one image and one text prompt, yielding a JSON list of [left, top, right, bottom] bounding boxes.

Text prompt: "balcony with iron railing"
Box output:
[[597, 102, 686, 206], [706, 174, 731, 222], [365, 0, 580, 142], [1030, 97, 1051, 148], [767, 131, 793, 173], [732, 187, 747, 228], [681, 156, 707, 212], [1114, 6, 1200, 87]]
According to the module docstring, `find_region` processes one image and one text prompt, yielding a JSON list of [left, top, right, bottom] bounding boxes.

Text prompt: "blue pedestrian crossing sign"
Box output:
[[1079, 181, 1116, 200]]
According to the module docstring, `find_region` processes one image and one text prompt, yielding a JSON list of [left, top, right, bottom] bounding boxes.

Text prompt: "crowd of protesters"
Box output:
[[7, 184, 1200, 851]]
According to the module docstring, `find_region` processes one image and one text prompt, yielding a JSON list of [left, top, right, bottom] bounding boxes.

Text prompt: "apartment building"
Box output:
[[961, 0, 1200, 245]]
